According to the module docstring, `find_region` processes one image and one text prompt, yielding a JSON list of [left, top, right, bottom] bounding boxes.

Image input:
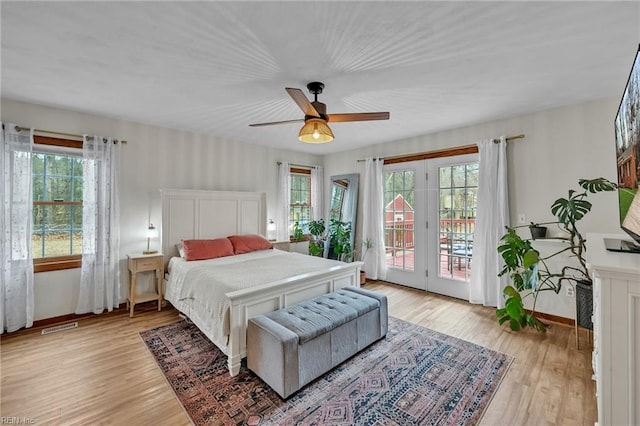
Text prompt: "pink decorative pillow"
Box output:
[[228, 234, 273, 254], [182, 238, 234, 261]]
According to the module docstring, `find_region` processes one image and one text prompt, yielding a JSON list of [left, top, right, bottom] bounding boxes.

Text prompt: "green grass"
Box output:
[[619, 187, 638, 221], [32, 233, 82, 258]]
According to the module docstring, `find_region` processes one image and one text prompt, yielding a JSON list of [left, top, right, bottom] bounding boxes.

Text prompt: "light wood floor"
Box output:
[[1, 281, 596, 425]]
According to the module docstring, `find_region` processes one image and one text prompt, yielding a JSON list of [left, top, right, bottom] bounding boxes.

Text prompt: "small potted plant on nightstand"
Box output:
[[292, 221, 304, 243], [289, 221, 310, 254]]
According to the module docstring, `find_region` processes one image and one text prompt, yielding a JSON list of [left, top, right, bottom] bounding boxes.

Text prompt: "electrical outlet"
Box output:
[[518, 213, 526, 224], [566, 285, 575, 297]]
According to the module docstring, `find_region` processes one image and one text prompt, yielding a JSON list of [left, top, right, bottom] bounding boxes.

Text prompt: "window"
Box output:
[[32, 136, 84, 272], [329, 179, 347, 221], [383, 169, 415, 270], [289, 168, 311, 234], [438, 162, 478, 281]]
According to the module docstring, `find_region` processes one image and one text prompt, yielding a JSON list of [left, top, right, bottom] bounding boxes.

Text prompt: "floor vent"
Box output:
[[41, 322, 78, 335]]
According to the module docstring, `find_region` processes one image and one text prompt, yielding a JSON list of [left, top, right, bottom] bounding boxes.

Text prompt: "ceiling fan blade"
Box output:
[[286, 87, 320, 117], [327, 112, 390, 123], [248, 119, 304, 127]]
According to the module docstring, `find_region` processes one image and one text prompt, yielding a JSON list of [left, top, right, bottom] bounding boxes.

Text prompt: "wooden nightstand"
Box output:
[[127, 253, 164, 317]]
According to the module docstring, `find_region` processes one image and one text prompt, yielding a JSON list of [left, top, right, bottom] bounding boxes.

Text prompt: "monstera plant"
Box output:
[[496, 177, 617, 332], [308, 219, 326, 256], [327, 219, 353, 262]]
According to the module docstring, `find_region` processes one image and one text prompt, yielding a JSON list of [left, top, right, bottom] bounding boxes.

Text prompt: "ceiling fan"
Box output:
[[249, 82, 390, 143]]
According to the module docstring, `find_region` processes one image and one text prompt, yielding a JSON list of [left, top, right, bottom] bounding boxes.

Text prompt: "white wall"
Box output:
[[323, 96, 621, 319], [2, 98, 322, 321], [3, 96, 622, 321]]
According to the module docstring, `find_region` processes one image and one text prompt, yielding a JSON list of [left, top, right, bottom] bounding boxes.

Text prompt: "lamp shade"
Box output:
[[144, 223, 159, 254], [146, 223, 159, 239], [299, 118, 334, 143], [266, 219, 277, 241]]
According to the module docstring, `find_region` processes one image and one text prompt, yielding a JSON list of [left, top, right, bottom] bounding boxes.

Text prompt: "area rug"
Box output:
[[140, 317, 512, 426]]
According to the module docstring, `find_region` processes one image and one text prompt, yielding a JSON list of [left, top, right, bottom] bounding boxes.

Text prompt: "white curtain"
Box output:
[[76, 135, 121, 314], [362, 158, 387, 280], [1, 124, 35, 333], [469, 137, 509, 307], [275, 161, 290, 241], [310, 166, 324, 221]]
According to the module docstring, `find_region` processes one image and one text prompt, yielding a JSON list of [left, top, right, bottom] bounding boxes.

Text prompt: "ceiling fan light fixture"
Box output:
[[298, 118, 334, 144]]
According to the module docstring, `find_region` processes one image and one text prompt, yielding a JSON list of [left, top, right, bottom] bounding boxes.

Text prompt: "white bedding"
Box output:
[[165, 249, 346, 348]]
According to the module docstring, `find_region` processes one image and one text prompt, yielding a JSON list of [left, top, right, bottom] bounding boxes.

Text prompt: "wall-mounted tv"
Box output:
[[611, 44, 640, 253]]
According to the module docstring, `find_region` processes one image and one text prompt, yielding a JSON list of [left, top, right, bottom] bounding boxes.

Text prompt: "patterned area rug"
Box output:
[[140, 317, 512, 425]]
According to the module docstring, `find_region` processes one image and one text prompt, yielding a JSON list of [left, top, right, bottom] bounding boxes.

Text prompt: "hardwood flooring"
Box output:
[[0, 281, 596, 425]]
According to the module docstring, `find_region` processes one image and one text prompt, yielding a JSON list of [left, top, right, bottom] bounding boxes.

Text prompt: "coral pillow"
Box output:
[[228, 234, 273, 254], [182, 238, 234, 261]]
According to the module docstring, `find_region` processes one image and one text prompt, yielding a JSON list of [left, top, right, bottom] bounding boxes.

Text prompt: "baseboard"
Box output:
[[528, 310, 574, 327], [32, 302, 128, 328], [3, 303, 129, 336], [369, 280, 576, 327]]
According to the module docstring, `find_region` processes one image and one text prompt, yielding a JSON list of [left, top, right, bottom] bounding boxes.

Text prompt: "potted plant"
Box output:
[[528, 222, 547, 239], [360, 238, 374, 284], [327, 219, 353, 262], [496, 177, 617, 332], [308, 219, 326, 257], [291, 221, 304, 243]]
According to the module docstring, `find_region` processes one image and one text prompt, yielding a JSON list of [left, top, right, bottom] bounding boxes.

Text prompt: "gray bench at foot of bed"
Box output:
[[247, 286, 388, 399]]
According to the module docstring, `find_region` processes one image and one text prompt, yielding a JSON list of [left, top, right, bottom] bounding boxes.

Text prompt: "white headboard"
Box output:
[[160, 189, 266, 265]]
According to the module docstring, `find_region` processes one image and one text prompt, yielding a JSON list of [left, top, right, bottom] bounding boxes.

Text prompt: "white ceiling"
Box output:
[[2, 1, 638, 154]]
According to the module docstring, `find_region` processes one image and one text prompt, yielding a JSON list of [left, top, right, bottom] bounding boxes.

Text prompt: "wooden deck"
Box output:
[[386, 250, 470, 281]]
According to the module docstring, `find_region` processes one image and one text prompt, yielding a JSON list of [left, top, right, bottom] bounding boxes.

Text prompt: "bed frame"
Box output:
[[160, 189, 362, 375]]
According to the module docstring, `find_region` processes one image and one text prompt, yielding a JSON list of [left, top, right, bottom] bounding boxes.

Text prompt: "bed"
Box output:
[[160, 189, 362, 376]]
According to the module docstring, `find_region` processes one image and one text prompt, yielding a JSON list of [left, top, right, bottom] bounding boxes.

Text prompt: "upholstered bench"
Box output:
[[247, 286, 388, 399]]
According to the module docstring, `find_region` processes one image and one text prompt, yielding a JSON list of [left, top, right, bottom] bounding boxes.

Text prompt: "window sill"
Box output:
[[34, 256, 81, 273]]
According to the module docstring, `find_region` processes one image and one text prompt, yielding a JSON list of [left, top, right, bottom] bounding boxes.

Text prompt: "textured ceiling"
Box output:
[[2, 1, 639, 154]]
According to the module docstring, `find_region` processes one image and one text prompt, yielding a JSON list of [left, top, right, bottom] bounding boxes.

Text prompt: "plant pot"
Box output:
[[529, 226, 547, 240], [289, 240, 310, 255], [575, 279, 593, 330], [326, 243, 339, 260], [360, 270, 366, 285]]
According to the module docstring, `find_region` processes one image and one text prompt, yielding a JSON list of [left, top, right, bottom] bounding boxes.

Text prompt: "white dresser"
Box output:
[[586, 233, 640, 426]]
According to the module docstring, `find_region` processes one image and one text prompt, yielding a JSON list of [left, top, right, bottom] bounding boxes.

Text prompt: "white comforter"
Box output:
[[166, 249, 345, 344]]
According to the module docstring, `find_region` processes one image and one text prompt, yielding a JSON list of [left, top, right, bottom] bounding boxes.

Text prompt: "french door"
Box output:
[[383, 153, 478, 299], [383, 161, 426, 289]]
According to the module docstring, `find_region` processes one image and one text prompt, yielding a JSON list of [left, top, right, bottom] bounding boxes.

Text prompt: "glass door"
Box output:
[[382, 154, 478, 298], [426, 154, 478, 299], [383, 161, 426, 290]]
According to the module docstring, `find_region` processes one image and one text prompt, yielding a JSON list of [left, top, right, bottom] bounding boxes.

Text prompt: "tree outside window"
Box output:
[[290, 172, 311, 234], [32, 152, 84, 260]]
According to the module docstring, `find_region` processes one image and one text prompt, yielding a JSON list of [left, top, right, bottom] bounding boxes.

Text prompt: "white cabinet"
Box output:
[[272, 240, 290, 251], [586, 233, 640, 426]]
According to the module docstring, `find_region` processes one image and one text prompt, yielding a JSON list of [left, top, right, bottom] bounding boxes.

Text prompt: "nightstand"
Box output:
[[127, 253, 164, 317]]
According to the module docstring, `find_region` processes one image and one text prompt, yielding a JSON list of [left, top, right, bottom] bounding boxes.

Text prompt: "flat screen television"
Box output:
[[610, 44, 640, 253]]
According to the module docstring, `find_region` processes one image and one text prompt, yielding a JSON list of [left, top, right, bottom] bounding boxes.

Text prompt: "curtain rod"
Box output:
[[13, 126, 128, 144], [357, 133, 524, 163], [277, 161, 320, 169]]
